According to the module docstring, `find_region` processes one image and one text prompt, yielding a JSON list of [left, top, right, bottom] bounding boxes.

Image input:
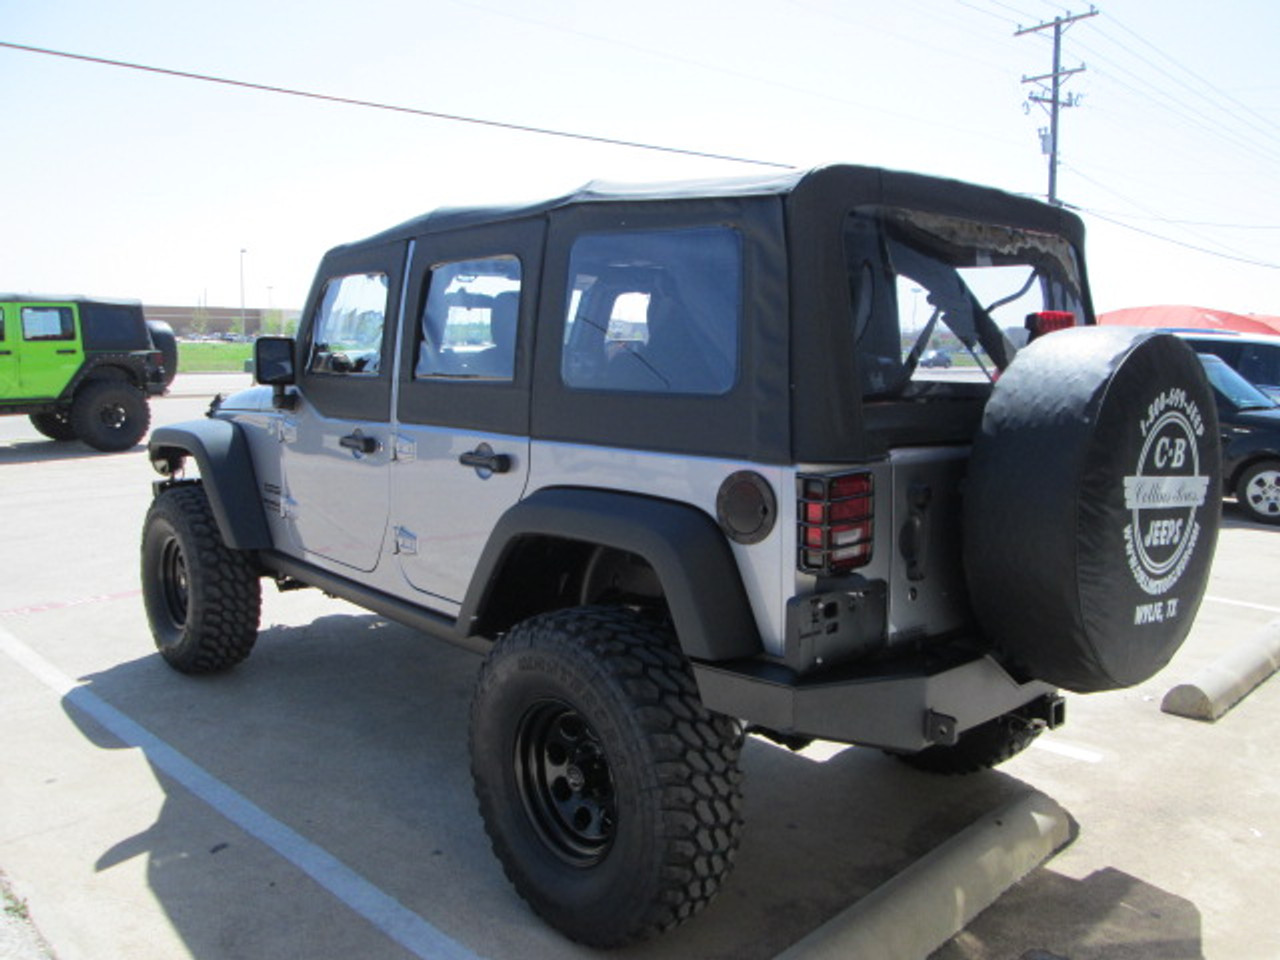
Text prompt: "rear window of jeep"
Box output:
[[561, 226, 741, 395]]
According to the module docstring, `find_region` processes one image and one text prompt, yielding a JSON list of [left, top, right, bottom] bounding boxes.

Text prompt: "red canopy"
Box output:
[[1098, 305, 1280, 336]]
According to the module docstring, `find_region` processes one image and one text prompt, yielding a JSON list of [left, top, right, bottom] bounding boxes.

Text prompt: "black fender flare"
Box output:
[[148, 420, 272, 550], [461, 487, 763, 662]]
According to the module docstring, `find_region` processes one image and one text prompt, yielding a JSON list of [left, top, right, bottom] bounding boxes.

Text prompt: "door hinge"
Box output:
[[393, 434, 416, 463], [394, 526, 418, 556], [272, 418, 298, 443]]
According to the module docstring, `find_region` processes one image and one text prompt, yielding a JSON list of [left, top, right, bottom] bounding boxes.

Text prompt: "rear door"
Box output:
[[15, 303, 82, 398], [390, 219, 542, 608]]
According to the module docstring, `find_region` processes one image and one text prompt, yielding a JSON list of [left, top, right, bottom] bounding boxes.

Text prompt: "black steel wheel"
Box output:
[[515, 700, 616, 866], [70, 378, 151, 451], [470, 606, 743, 947], [140, 484, 261, 673]]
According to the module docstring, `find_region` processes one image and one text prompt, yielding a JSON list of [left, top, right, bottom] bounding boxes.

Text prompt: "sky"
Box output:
[[1, 0, 1278, 316]]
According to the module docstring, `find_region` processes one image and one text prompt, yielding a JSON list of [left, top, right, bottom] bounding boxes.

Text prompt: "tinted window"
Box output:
[[308, 273, 388, 375], [22, 306, 75, 341], [1238, 343, 1280, 388], [416, 256, 521, 380], [561, 227, 741, 395]]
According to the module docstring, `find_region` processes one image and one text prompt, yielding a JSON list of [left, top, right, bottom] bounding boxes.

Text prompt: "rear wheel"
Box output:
[[29, 411, 77, 441], [890, 713, 1043, 775], [470, 606, 743, 947], [1237, 460, 1280, 525], [70, 378, 150, 451], [141, 484, 261, 673]]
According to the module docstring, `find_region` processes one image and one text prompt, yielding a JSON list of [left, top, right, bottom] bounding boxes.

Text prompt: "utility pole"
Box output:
[[1016, 7, 1098, 206]]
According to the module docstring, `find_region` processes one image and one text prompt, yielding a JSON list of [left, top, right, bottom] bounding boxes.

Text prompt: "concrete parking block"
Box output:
[[776, 791, 1073, 960], [1161, 618, 1280, 721]]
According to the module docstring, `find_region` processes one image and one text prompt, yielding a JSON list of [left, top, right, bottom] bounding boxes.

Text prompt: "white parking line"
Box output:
[[1204, 595, 1280, 615], [0, 625, 484, 960], [1030, 737, 1104, 764]]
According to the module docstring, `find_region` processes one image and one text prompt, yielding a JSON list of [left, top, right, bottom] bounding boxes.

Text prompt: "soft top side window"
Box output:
[[21, 306, 75, 342], [416, 256, 522, 380], [561, 226, 742, 395], [307, 273, 389, 376]]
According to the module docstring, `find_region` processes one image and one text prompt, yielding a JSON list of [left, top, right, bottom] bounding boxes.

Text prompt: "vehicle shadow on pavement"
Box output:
[[60, 612, 1204, 960], [1221, 501, 1280, 530], [930, 866, 1205, 960], [0, 439, 143, 464]]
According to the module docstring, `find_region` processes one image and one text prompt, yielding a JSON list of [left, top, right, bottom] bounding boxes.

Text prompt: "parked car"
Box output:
[[0, 295, 174, 450], [139, 164, 1221, 946], [1180, 330, 1280, 401], [1198, 353, 1280, 524], [919, 348, 952, 367]]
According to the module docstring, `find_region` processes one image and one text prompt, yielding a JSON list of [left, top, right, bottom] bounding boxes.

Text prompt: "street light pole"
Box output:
[[239, 248, 247, 335]]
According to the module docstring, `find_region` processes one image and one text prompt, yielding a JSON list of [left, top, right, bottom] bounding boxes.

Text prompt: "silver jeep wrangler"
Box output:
[[141, 164, 1220, 946]]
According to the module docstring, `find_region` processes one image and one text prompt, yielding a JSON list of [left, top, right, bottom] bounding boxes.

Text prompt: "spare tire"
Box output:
[[964, 327, 1220, 693], [147, 320, 179, 386]]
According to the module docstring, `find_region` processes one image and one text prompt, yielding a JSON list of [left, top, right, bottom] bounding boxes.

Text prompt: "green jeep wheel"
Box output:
[[29, 411, 78, 441], [70, 378, 150, 451]]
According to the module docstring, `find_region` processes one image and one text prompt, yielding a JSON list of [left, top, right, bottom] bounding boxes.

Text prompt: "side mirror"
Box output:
[[255, 336, 296, 385]]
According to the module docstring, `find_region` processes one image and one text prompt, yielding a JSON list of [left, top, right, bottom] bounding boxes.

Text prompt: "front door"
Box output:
[[0, 305, 17, 398], [278, 243, 404, 573]]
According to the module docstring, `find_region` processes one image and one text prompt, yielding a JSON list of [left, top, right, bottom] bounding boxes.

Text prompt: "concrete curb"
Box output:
[[775, 791, 1073, 960], [1162, 619, 1280, 722]]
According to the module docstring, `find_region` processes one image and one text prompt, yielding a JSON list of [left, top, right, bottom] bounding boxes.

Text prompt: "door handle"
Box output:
[[459, 443, 511, 474], [340, 431, 378, 455]]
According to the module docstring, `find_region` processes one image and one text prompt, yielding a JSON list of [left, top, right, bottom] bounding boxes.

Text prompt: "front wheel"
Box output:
[[470, 607, 744, 947], [141, 484, 261, 673], [29, 411, 77, 441], [1237, 460, 1280, 525]]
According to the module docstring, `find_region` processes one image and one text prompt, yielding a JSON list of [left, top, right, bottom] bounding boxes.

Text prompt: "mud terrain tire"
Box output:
[[965, 328, 1220, 693], [71, 378, 150, 451], [141, 484, 261, 673], [29, 411, 77, 441], [470, 606, 744, 947]]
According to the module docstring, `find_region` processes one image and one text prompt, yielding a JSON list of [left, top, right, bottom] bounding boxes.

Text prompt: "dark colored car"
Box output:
[[1182, 330, 1280, 402], [1199, 353, 1280, 524]]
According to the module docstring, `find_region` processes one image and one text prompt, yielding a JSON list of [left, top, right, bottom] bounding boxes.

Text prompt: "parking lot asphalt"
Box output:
[[1, 375, 1278, 960]]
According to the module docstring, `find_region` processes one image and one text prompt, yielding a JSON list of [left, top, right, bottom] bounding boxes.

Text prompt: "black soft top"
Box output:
[[0, 294, 144, 307], [343, 164, 1085, 251]]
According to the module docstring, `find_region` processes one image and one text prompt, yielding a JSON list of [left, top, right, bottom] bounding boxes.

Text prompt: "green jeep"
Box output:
[[0, 295, 175, 451]]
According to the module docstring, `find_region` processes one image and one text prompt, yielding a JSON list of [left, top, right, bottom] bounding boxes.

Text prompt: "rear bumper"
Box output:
[[692, 652, 1058, 752]]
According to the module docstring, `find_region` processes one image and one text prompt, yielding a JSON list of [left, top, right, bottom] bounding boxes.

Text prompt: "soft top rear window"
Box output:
[[845, 207, 1085, 399]]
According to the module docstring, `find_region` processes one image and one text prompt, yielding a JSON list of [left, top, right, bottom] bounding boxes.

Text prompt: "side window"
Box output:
[[1239, 344, 1280, 386], [416, 257, 522, 380], [308, 273, 388, 376], [21, 307, 75, 342], [561, 227, 741, 395]]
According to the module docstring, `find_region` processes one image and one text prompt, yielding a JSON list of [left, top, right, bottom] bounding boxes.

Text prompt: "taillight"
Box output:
[[1025, 310, 1075, 341], [797, 471, 874, 575]]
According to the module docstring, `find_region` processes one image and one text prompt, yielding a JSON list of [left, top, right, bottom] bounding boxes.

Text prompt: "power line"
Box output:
[[0, 39, 794, 171], [1075, 206, 1280, 270]]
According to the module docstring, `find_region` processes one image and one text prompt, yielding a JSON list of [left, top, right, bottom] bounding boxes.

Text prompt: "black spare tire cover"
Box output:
[[964, 327, 1220, 693]]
